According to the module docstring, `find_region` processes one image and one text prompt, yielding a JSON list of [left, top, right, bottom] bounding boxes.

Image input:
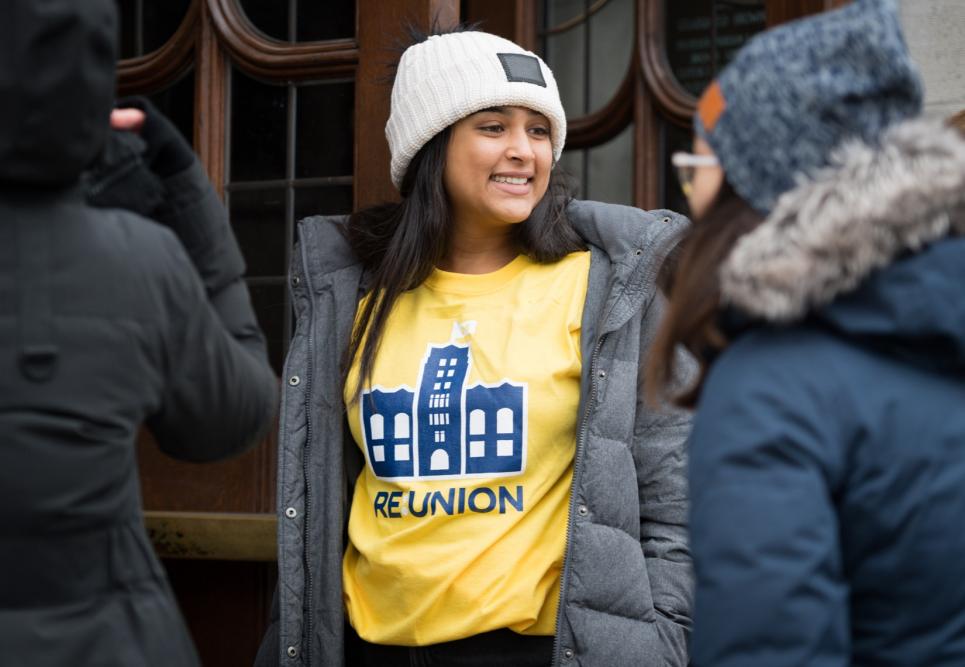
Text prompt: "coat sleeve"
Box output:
[[687, 334, 849, 667], [152, 159, 266, 357], [142, 156, 278, 461], [634, 292, 696, 666]]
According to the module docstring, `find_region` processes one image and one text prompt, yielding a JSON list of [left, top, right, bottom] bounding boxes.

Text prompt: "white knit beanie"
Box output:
[[386, 31, 567, 189]]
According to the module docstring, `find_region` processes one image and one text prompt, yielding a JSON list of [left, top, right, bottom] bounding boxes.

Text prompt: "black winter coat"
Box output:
[[0, 2, 277, 664]]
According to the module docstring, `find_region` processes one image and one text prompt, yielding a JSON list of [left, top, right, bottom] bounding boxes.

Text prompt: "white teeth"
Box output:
[[492, 175, 528, 185]]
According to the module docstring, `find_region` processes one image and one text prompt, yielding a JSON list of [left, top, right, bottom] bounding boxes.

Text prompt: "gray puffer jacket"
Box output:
[[259, 200, 694, 666]]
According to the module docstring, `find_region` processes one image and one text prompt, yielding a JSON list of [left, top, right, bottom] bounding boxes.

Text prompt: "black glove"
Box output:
[[111, 97, 247, 297], [86, 97, 197, 215], [85, 128, 164, 216], [115, 96, 195, 179]]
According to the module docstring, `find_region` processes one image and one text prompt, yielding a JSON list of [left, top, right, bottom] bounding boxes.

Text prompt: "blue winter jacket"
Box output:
[[689, 118, 965, 667]]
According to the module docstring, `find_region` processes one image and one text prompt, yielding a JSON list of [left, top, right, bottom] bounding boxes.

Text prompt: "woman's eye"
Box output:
[[480, 125, 503, 133], [529, 126, 550, 137]]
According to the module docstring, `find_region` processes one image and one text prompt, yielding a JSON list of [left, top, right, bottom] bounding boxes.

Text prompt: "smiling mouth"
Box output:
[[491, 175, 531, 185]]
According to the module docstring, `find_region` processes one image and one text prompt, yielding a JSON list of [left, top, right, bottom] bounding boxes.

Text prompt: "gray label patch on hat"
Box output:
[[497, 53, 546, 87]]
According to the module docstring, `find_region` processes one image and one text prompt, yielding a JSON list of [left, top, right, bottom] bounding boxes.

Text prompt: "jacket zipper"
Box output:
[[298, 240, 316, 665], [551, 332, 607, 667], [549, 223, 682, 665]]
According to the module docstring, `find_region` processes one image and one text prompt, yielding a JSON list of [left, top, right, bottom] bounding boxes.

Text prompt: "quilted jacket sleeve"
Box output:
[[87, 128, 278, 461], [144, 158, 278, 461], [635, 292, 696, 666]]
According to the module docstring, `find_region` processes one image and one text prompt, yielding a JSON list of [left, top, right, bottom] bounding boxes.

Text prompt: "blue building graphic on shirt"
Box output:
[[360, 387, 416, 478], [360, 341, 526, 480]]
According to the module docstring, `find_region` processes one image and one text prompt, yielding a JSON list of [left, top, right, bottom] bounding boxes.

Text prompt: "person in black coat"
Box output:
[[0, 1, 277, 664]]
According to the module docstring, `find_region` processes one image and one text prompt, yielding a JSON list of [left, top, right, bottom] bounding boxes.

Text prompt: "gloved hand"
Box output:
[[114, 96, 195, 179], [86, 96, 198, 215], [85, 127, 164, 216], [88, 94, 246, 298]]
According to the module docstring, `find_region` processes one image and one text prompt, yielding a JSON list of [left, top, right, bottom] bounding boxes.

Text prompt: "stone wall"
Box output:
[[900, 1, 965, 120]]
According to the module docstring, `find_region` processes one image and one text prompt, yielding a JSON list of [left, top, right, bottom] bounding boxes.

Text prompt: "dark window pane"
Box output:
[[248, 284, 288, 375], [665, 0, 766, 97], [229, 189, 288, 276], [117, 0, 139, 59], [296, 0, 356, 41], [230, 68, 287, 182], [142, 0, 191, 53], [587, 125, 632, 205], [116, 0, 191, 58], [239, 0, 290, 42], [661, 119, 692, 217], [544, 0, 586, 28], [295, 82, 354, 178], [294, 186, 353, 221], [558, 150, 585, 199], [148, 68, 195, 147], [588, 0, 632, 112], [543, 10, 585, 117]]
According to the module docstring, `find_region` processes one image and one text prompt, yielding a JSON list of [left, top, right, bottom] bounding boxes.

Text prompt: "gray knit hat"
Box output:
[[386, 31, 566, 190], [695, 0, 923, 214]]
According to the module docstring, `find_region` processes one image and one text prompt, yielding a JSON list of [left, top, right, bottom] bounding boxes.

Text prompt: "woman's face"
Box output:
[[688, 136, 725, 220], [443, 106, 553, 233]]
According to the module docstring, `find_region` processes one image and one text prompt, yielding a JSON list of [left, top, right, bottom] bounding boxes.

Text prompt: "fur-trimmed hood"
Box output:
[[719, 118, 965, 368]]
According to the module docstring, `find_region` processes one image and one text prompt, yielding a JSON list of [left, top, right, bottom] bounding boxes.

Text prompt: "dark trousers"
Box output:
[[346, 624, 554, 667]]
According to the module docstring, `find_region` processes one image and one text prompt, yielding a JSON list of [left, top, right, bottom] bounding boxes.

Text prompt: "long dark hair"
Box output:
[[645, 182, 765, 408], [343, 121, 583, 404]]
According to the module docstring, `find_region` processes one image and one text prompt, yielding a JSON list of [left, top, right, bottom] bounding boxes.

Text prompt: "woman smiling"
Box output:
[[257, 27, 694, 667]]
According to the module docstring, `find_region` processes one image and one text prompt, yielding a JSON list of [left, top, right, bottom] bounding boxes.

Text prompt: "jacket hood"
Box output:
[[720, 118, 965, 369], [0, 0, 117, 186], [299, 200, 688, 342]]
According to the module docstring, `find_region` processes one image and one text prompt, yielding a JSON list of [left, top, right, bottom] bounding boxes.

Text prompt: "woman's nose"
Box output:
[[505, 127, 535, 162]]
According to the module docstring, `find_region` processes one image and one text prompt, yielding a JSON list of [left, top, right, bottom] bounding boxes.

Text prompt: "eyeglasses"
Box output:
[[671, 151, 719, 197]]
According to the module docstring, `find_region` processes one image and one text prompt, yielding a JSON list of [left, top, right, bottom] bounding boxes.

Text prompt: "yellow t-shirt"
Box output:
[[342, 251, 590, 647]]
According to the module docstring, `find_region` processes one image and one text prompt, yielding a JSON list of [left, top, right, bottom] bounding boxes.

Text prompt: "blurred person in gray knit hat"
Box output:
[[646, 0, 965, 665]]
